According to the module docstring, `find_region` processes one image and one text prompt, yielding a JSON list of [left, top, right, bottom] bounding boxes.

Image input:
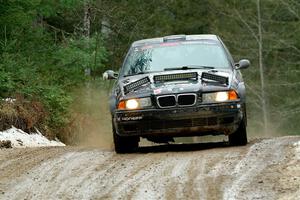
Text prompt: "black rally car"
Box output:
[[103, 34, 250, 153]]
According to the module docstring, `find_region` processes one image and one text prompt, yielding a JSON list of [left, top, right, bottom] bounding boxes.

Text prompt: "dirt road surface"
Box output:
[[0, 136, 299, 200]]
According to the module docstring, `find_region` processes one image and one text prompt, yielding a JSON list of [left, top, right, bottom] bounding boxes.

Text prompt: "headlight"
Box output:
[[126, 99, 139, 109], [202, 90, 238, 102], [216, 92, 229, 101], [117, 97, 152, 110]]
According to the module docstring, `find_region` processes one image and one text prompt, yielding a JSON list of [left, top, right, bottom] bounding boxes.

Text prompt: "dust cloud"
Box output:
[[68, 82, 113, 149], [66, 82, 290, 149], [247, 117, 286, 139]]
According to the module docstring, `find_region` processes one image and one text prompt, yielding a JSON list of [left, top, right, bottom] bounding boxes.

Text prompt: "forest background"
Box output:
[[0, 0, 299, 143]]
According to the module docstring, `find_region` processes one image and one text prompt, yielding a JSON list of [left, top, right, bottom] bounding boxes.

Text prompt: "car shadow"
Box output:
[[137, 141, 230, 153]]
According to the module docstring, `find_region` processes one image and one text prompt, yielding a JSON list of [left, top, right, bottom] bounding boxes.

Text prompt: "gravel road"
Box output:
[[0, 136, 299, 200]]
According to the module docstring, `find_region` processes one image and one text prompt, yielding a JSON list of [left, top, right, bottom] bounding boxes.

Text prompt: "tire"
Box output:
[[113, 123, 139, 153], [229, 118, 247, 146]]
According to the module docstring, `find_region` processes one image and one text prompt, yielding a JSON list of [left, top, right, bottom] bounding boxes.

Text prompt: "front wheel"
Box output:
[[229, 119, 247, 146], [113, 123, 139, 153]]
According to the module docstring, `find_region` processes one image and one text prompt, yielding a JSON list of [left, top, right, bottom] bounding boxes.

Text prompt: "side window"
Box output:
[[218, 38, 234, 67]]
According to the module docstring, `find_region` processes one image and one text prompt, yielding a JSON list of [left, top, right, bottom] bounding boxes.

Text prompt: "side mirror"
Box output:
[[103, 70, 118, 80], [235, 59, 250, 70]]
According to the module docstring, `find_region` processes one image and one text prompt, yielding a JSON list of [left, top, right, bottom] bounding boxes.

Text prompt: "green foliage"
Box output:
[[0, 69, 14, 96], [40, 86, 72, 128], [54, 35, 107, 78], [37, 0, 82, 17], [0, 0, 107, 136]]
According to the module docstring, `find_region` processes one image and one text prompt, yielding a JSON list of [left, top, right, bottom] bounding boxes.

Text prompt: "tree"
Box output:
[[209, 0, 300, 135]]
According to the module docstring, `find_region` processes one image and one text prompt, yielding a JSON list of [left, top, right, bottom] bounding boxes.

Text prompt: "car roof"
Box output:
[[132, 34, 219, 47]]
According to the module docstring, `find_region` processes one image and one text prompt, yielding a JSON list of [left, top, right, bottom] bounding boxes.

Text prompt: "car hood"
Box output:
[[118, 69, 235, 99]]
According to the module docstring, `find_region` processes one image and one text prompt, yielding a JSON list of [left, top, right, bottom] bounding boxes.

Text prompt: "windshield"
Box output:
[[121, 40, 231, 77]]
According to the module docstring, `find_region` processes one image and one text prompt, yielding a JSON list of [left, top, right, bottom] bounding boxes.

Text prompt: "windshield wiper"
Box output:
[[123, 71, 150, 77], [164, 65, 215, 71]]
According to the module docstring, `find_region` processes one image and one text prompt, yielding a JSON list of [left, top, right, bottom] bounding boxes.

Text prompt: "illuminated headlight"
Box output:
[[216, 92, 229, 101], [202, 90, 238, 102], [118, 97, 152, 110], [126, 99, 139, 109]]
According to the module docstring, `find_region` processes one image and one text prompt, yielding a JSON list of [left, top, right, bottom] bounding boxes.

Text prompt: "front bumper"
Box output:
[[114, 102, 244, 137]]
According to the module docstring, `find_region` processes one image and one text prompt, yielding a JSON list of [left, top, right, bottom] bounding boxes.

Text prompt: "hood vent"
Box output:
[[154, 72, 198, 83], [201, 72, 228, 85], [124, 76, 150, 94]]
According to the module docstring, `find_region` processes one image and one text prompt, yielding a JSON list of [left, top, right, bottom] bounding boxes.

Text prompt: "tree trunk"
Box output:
[[83, 0, 92, 103], [257, 0, 268, 134], [83, 0, 91, 77], [83, 0, 91, 37]]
